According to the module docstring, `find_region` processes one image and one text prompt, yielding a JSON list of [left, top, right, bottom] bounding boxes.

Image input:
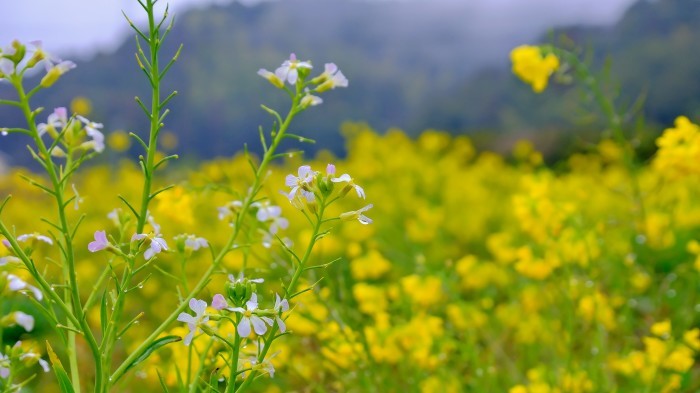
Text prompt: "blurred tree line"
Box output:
[[1, 0, 698, 165]]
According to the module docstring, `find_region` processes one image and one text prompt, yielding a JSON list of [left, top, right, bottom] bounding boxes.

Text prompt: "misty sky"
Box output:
[[2, 0, 637, 59]]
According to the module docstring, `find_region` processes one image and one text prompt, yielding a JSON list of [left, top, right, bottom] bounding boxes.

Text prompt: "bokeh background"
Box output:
[[6, 0, 695, 168], [3, 1, 700, 392]]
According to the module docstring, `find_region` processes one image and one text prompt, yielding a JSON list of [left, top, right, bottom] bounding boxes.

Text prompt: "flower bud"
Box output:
[[198, 323, 217, 337], [6, 40, 26, 64], [225, 279, 257, 307], [297, 66, 312, 82]]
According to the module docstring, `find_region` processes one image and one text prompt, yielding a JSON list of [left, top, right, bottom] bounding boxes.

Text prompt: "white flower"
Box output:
[[231, 293, 273, 338], [228, 272, 264, 285], [274, 53, 312, 85], [316, 63, 349, 92], [177, 298, 209, 346], [340, 204, 374, 225], [19, 351, 49, 373], [257, 68, 284, 89], [274, 293, 289, 333], [132, 233, 168, 260], [16, 233, 53, 246], [7, 274, 43, 301], [284, 165, 315, 201], [37, 107, 68, 136], [0, 353, 9, 379], [332, 173, 365, 199], [300, 90, 323, 108], [184, 236, 208, 251], [218, 200, 243, 221], [254, 202, 289, 235], [13, 311, 35, 332]]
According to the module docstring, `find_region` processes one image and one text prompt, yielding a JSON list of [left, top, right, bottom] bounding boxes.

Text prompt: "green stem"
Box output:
[[111, 97, 301, 384], [12, 75, 102, 393], [136, 0, 163, 235], [548, 46, 647, 231], [224, 316, 242, 393], [235, 203, 326, 392]]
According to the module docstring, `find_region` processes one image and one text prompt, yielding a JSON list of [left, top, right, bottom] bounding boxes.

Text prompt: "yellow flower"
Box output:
[[651, 319, 671, 338], [510, 45, 560, 93]]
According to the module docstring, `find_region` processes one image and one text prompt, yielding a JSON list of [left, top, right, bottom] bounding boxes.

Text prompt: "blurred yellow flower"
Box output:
[[510, 45, 560, 93]]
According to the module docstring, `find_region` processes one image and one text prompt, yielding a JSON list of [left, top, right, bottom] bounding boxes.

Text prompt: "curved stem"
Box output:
[[12, 75, 102, 393], [111, 96, 301, 384], [235, 202, 326, 392]]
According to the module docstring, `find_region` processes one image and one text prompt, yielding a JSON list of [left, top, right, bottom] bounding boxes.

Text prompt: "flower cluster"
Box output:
[[652, 115, 700, 178], [34, 107, 105, 155], [258, 53, 348, 109], [0, 40, 75, 86], [283, 164, 373, 224], [177, 274, 289, 346]]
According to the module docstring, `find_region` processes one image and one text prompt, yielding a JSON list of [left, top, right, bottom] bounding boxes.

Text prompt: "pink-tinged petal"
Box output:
[[333, 71, 349, 88], [331, 174, 352, 183], [29, 284, 43, 301], [14, 311, 35, 331], [246, 293, 259, 310], [144, 248, 155, 260], [237, 317, 252, 337], [276, 316, 286, 333], [250, 316, 268, 335], [260, 316, 274, 326], [212, 294, 228, 310], [177, 312, 196, 324], [132, 233, 148, 241], [38, 358, 50, 372], [355, 185, 366, 199], [36, 235, 53, 245], [190, 299, 208, 316], [298, 165, 312, 179], [289, 53, 297, 62], [285, 174, 297, 187], [183, 331, 194, 346], [359, 214, 373, 225], [324, 63, 338, 75], [326, 164, 336, 175]]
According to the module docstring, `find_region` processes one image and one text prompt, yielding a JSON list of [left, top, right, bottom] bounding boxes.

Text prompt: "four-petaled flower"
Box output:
[[340, 204, 374, 225], [132, 233, 168, 260], [275, 53, 312, 85], [7, 274, 43, 300], [185, 235, 208, 251], [177, 298, 209, 346], [16, 233, 53, 246], [88, 230, 109, 252], [254, 202, 289, 235], [316, 63, 349, 92], [274, 293, 289, 333], [37, 107, 68, 136], [332, 173, 366, 199], [231, 293, 273, 337], [284, 165, 315, 200], [77, 115, 105, 153]]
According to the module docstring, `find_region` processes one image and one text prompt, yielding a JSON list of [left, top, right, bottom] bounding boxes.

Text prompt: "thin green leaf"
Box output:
[[119, 335, 182, 378], [46, 342, 76, 393]]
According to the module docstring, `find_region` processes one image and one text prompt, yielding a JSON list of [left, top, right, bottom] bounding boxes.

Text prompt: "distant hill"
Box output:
[[415, 0, 700, 154], [1, 0, 699, 164]]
